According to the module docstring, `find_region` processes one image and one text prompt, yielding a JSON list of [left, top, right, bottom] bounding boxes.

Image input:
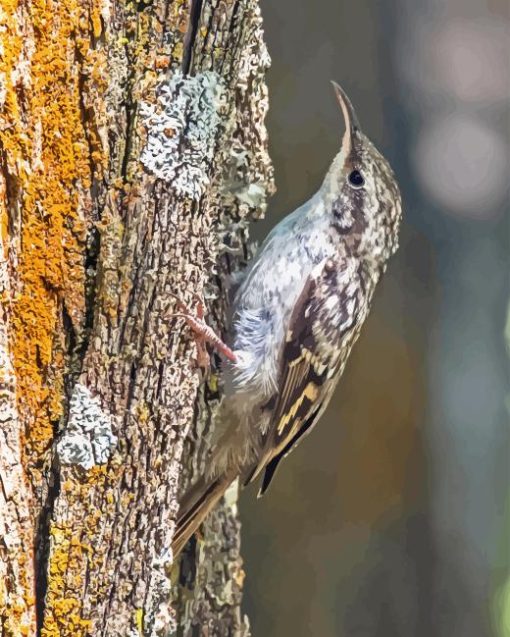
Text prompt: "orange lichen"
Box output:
[[0, 0, 107, 632], [0, 0, 106, 477], [90, 6, 103, 39], [41, 525, 93, 637], [41, 466, 119, 636]]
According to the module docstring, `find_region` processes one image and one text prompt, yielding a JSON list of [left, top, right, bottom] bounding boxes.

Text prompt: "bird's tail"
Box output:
[[172, 473, 234, 558]]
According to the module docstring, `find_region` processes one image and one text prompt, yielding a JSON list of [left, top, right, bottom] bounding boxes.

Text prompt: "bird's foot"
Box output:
[[167, 293, 237, 369]]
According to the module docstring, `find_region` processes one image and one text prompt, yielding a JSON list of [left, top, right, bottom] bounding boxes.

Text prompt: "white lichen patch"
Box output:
[[140, 71, 223, 199], [234, 182, 266, 207], [57, 384, 118, 470]]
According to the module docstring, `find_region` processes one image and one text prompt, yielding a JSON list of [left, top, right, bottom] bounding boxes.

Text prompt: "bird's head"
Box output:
[[323, 82, 402, 264]]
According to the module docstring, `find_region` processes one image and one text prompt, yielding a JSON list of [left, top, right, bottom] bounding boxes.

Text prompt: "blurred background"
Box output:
[[240, 1, 510, 636]]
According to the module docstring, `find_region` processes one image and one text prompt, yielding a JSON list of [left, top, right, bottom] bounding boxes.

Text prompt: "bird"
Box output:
[[171, 81, 403, 558]]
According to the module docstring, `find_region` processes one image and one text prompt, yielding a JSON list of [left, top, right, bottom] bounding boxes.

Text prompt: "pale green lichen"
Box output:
[[140, 71, 223, 199], [57, 384, 118, 470]]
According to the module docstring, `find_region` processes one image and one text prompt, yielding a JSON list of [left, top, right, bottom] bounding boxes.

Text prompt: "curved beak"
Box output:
[[331, 81, 360, 157]]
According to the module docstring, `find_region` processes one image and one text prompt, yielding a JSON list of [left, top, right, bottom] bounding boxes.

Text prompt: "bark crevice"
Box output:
[[182, 0, 205, 75]]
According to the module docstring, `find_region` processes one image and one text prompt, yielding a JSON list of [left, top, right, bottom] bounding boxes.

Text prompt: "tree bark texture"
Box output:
[[0, 1, 273, 635]]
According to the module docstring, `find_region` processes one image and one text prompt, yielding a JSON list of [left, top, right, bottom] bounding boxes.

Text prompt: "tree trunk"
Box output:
[[0, 1, 273, 635]]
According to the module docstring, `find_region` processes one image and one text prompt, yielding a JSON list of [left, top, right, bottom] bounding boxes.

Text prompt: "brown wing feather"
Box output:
[[258, 404, 321, 496], [269, 300, 323, 447], [247, 259, 343, 486]]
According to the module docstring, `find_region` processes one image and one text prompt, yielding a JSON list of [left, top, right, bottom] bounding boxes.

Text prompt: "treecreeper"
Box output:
[[172, 82, 403, 557]]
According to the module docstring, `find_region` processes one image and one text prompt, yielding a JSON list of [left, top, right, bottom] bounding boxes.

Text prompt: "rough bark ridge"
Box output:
[[0, 1, 273, 635]]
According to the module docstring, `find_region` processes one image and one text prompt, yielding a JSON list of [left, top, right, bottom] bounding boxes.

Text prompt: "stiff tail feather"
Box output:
[[172, 474, 234, 558]]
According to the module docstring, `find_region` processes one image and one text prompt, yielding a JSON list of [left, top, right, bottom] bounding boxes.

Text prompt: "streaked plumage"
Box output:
[[172, 82, 403, 557]]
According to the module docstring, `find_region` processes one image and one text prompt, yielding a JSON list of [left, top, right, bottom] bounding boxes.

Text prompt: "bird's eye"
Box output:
[[348, 170, 365, 189]]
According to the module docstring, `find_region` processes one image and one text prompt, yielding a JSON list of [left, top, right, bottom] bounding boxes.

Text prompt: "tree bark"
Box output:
[[0, 1, 273, 635]]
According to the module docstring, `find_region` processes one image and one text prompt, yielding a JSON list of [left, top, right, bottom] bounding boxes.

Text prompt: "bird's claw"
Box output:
[[166, 293, 237, 370]]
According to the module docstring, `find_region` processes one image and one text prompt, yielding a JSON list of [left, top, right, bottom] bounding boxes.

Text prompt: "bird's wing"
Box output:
[[246, 256, 364, 494]]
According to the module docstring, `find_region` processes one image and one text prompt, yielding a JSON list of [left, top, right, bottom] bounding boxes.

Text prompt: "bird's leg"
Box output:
[[167, 293, 237, 366]]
